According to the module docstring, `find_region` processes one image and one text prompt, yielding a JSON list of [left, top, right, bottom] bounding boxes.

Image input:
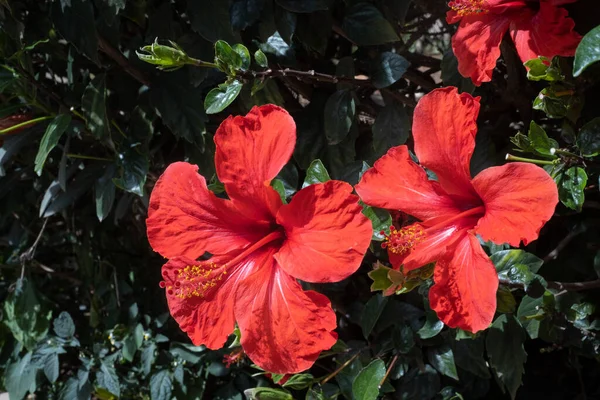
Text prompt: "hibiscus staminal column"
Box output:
[[448, 0, 488, 17]]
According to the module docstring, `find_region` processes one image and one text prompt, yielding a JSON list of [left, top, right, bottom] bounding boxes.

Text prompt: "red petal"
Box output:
[[147, 162, 270, 259], [275, 180, 372, 283], [429, 233, 498, 332], [356, 146, 461, 221], [472, 162, 558, 246], [451, 13, 511, 85], [510, 2, 581, 63], [412, 87, 481, 200], [235, 249, 338, 374], [161, 256, 238, 349], [214, 105, 296, 221]]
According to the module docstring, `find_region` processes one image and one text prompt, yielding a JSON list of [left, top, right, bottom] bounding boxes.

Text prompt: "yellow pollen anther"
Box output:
[[448, 0, 488, 17], [381, 224, 427, 255], [162, 261, 228, 299]]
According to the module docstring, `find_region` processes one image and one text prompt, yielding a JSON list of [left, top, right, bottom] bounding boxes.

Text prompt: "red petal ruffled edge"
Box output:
[[160, 255, 238, 349], [146, 162, 270, 259], [472, 162, 558, 247], [450, 13, 512, 85], [214, 104, 296, 222], [355, 146, 462, 221], [412, 87, 481, 200], [275, 180, 372, 283], [510, 1, 581, 63], [234, 248, 338, 374], [429, 233, 498, 332]]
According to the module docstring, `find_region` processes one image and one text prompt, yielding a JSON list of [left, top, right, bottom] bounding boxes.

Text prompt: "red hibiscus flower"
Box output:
[[146, 105, 372, 374], [447, 0, 581, 85], [355, 87, 558, 332]]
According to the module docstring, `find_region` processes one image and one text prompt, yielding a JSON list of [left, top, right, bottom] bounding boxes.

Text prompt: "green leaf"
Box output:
[[573, 25, 600, 76], [113, 108, 153, 196], [187, 0, 239, 43], [40, 163, 105, 217], [51, 0, 99, 62], [362, 205, 392, 241], [496, 286, 517, 314], [576, 117, 600, 157], [371, 52, 410, 89], [141, 343, 157, 377], [532, 84, 577, 119], [352, 359, 386, 400], [205, 80, 243, 114], [254, 49, 268, 68], [5, 352, 37, 400], [275, 5, 297, 45], [418, 299, 444, 339], [150, 370, 173, 400], [395, 365, 440, 400], [281, 373, 314, 390], [361, 294, 388, 338], [324, 90, 355, 145], [427, 344, 458, 380], [4, 278, 52, 351], [554, 166, 587, 211], [95, 165, 116, 222], [34, 114, 71, 176], [96, 362, 120, 397], [230, 0, 265, 30], [275, 0, 328, 13], [528, 121, 559, 157], [453, 336, 490, 378], [491, 250, 544, 274], [368, 263, 393, 292], [486, 314, 527, 399], [524, 57, 563, 82], [53, 311, 76, 338], [59, 375, 92, 400], [372, 103, 410, 157], [302, 159, 331, 188], [342, 3, 400, 46], [81, 74, 110, 139], [43, 353, 60, 383], [150, 70, 207, 145], [516, 295, 545, 339], [214, 40, 243, 72], [244, 387, 293, 399], [271, 179, 287, 203]]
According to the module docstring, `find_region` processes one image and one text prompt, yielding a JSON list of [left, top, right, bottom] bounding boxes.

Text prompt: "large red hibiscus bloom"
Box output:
[[355, 87, 558, 332], [146, 105, 372, 373], [447, 0, 581, 85]]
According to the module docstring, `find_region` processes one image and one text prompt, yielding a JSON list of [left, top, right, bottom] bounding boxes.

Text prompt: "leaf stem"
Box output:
[[67, 153, 112, 162], [188, 58, 219, 69], [0, 115, 54, 135], [379, 354, 399, 388], [505, 154, 557, 166]]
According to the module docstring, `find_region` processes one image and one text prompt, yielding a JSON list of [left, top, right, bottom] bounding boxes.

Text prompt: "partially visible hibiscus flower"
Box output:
[[356, 87, 558, 332], [146, 105, 372, 374], [447, 0, 581, 85]]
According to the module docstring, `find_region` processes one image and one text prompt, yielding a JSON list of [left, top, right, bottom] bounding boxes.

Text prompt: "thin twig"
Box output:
[[19, 218, 49, 279], [543, 225, 587, 263], [379, 354, 399, 387], [98, 36, 152, 87], [499, 277, 600, 292], [320, 351, 361, 385]]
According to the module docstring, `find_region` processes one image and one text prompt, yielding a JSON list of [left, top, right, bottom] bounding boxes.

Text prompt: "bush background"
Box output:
[[1, 0, 600, 399]]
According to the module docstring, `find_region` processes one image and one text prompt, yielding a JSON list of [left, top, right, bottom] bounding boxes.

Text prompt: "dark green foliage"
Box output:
[[1, 1, 600, 399]]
